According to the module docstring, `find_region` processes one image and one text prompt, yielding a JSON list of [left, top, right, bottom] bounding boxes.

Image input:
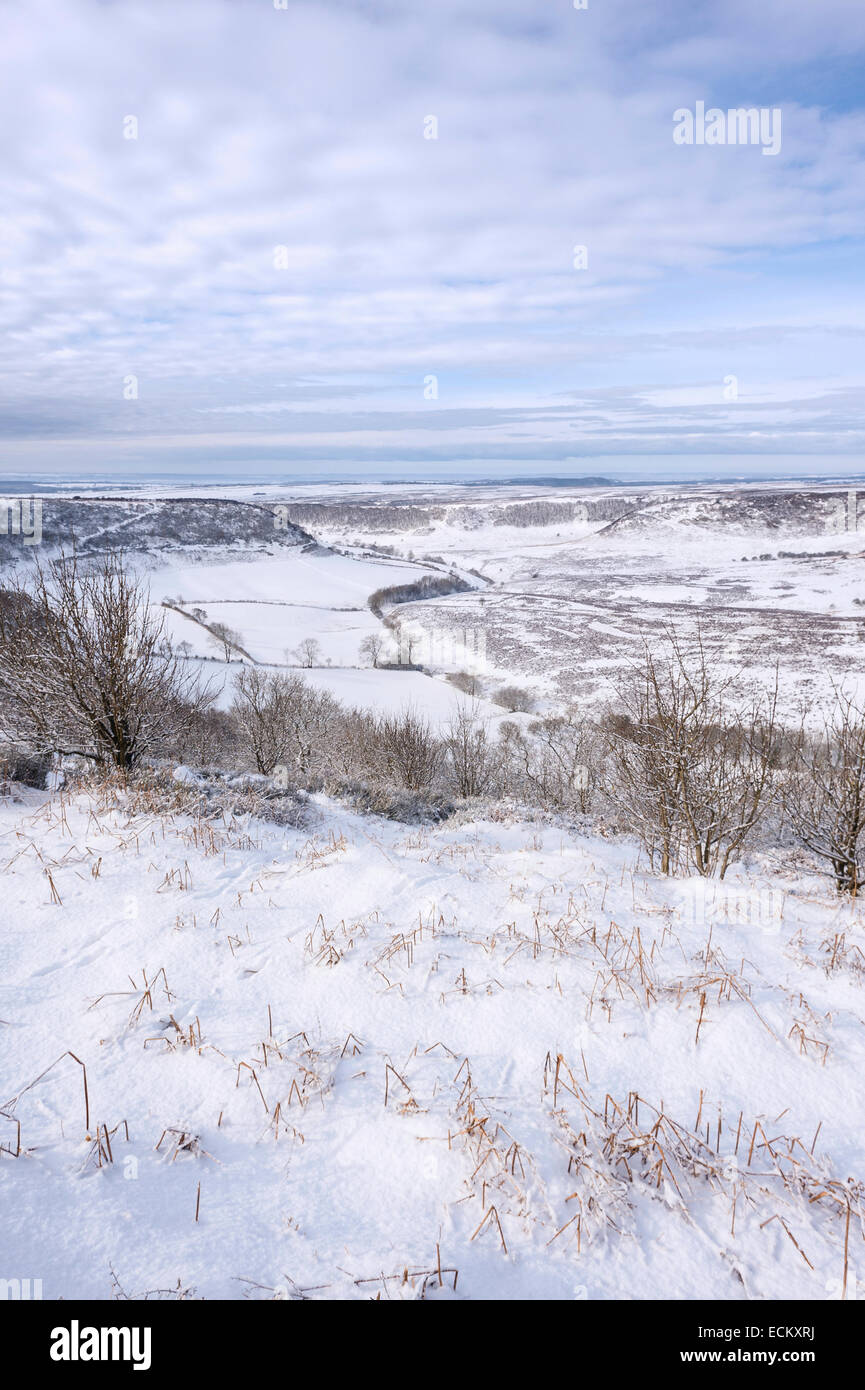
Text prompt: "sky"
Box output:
[[1, 0, 864, 481]]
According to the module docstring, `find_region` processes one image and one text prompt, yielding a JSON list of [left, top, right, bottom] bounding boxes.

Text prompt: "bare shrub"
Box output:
[[0, 551, 213, 770], [334, 780, 454, 824], [603, 631, 778, 877], [375, 708, 442, 791], [444, 705, 500, 799], [492, 684, 535, 713], [231, 668, 293, 774], [782, 689, 865, 894], [447, 670, 482, 696], [166, 705, 241, 771], [0, 745, 52, 789], [501, 711, 598, 813], [311, 706, 382, 783], [231, 668, 338, 776]]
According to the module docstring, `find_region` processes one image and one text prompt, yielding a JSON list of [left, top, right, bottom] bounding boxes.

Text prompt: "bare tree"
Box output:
[[231, 668, 338, 776], [359, 632, 385, 668], [782, 689, 865, 894], [444, 703, 499, 798], [604, 631, 778, 877], [209, 621, 242, 662], [293, 637, 322, 668], [0, 551, 212, 770], [502, 711, 597, 813], [394, 624, 422, 667]]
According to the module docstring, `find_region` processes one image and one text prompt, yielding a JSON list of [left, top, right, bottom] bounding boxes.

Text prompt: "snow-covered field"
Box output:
[[147, 550, 431, 613], [284, 668, 504, 725], [140, 543, 503, 724], [185, 662, 505, 725], [1, 782, 863, 1301], [136, 527, 505, 724], [149, 551, 436, 669]]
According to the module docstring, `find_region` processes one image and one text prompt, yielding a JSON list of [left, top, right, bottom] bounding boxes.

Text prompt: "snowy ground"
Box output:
[[1, 782, 863, 1301], [280, 668, 505, 725], [165, 655, 505, 727], [148, 550, 438, 669]]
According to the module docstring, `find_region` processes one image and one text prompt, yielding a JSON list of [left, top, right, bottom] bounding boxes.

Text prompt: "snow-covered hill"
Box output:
[[0, 497, 314, 567], [1, 782, 862, 1300]]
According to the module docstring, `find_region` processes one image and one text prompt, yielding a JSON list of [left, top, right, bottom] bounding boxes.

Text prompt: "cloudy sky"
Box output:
[[2, 0, 864, 480]]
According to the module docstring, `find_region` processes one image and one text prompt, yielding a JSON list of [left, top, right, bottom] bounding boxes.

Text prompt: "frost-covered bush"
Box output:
[[499, 713, 599, 814], [601, 631, 779, 878], [0, 746, 52, 789], [331, 778, 454, 824], [492, 684, 536, 713], [781, 689, 865, 894]]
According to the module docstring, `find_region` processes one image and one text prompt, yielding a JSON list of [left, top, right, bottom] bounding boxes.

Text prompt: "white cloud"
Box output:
[[0, 0, 863, 472]]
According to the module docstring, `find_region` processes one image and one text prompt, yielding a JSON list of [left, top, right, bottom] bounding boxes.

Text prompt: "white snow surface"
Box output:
[[147, 547, 501, 724], [148, 551, 439, 668], [1, 784, 862, 1301]]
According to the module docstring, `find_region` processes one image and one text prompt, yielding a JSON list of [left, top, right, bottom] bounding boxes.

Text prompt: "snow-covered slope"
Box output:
[[1, 784, 862, 1301]]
